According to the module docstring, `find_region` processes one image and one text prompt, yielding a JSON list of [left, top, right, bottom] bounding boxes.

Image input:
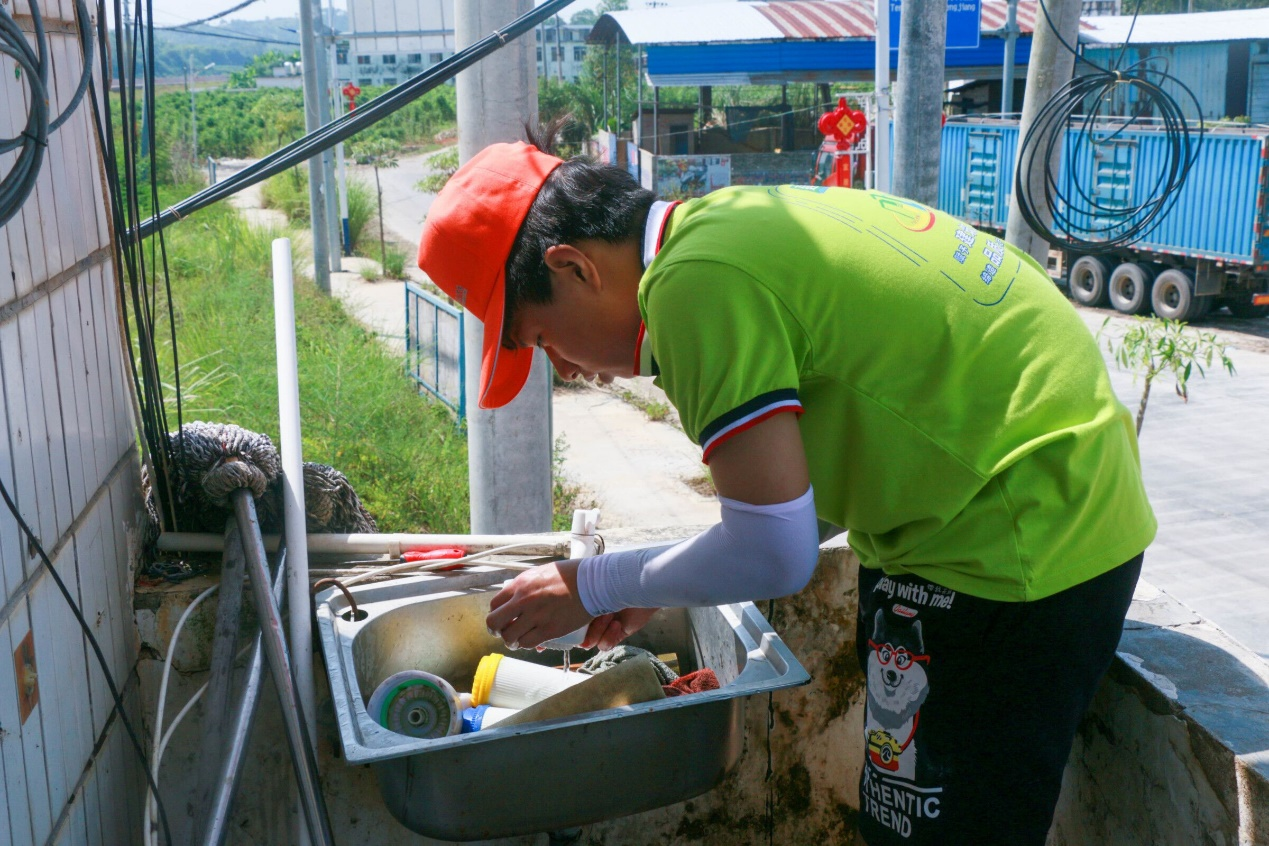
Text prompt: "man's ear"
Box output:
[[543, 244, 601, 293]]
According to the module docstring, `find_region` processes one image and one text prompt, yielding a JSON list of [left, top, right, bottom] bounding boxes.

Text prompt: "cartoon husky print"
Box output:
[[864, 609, 931, 781]]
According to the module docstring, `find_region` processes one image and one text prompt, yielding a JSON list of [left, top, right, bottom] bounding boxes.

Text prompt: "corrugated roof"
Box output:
[[590, 0, 1046, 46], [1081, 7, 1269, 45]]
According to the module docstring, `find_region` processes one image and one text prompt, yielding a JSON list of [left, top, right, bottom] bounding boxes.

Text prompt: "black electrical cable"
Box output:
[[1014, 0, 1204, 252], [0, 478, 173, 845], [0, 0, 95, 228], [131, 0, 576, 241]]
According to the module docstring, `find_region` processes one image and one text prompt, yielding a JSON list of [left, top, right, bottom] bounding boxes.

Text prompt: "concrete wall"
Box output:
[[135, 537, 1269, 845], [0, 1, 148, 843]]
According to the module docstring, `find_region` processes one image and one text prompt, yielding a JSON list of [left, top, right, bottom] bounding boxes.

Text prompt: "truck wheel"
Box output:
[[1068, 256, 1110, 307], [1108, 263, 1153, 314], [1227, 299, 1269, 319], [1152, 269, 1198, 322]]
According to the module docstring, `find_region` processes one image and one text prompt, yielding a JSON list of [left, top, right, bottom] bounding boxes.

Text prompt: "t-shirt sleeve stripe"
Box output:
[[699, 389, 803, 462]]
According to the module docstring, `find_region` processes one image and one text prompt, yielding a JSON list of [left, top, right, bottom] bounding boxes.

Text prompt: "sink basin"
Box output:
[[315, 565, 809, 841]]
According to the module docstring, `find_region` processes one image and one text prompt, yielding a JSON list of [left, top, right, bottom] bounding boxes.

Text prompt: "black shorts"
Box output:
[[855, 554, 1143, 846]]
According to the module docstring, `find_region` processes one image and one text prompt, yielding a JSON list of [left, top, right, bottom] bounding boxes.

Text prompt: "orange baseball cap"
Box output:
[[417, 142, 564, 409]]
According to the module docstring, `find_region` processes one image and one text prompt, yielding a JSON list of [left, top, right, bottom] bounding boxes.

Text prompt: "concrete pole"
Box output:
[[1000, 0, 1020, 114], [873, 0, 893, 193], [456, 0, 554, 535], [892, 0, 946, 206], [298, 0, 331, 293], [315, 7, 341, 273], [1004, 0, 1082, 264]]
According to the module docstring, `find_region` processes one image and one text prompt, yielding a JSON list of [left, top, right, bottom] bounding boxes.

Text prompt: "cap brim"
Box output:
[[477, 271, 534, 409]]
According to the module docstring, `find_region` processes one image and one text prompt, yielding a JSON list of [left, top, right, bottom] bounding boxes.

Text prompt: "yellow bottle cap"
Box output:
[[471, 653, 503, 706]]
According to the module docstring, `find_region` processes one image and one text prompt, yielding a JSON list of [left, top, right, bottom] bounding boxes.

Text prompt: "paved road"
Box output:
[[1084, 309, 1269, 659]]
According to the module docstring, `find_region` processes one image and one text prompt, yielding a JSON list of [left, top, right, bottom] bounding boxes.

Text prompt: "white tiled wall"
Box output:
[[0, 2, 147, 843]]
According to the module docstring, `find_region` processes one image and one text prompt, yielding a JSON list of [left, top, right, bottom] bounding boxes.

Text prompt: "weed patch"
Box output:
[[154, 205, 469, 532]]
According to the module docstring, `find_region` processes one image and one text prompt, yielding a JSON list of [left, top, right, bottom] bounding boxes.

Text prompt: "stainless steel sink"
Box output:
[[315, 565, 809, 841]]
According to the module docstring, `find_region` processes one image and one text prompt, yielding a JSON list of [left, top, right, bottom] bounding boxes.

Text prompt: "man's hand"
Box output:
[[583, 607, 660, 651], [486, 561, 593, 650]]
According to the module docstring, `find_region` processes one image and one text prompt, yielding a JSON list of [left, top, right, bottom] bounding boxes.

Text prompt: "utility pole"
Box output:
[[455, 1, 554, 535], [316, 5, 341, 272], [892, 0, 947, 206], [555, 15, 564, 81], [299, 0, 332, 292], [1004, 0, 1081, 264], [1000, 0, 1020, 114], [187, 58, 215, 163], [872, 0, 892, 192]]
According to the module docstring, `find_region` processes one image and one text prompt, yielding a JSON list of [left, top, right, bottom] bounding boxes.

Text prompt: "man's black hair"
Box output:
[[502, 117, 656, 346]]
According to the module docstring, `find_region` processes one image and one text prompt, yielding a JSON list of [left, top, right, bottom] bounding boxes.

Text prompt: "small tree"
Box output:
[[1101, 316, 1235, 435], [350, 138, 400, 275], [414, 146, 459, 194]]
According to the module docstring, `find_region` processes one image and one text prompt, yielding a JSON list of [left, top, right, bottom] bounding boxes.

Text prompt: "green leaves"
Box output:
[[1101, 315, 1236, 434]]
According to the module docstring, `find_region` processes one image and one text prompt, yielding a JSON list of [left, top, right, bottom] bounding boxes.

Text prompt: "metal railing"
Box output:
[[405, 282, 465, 419]]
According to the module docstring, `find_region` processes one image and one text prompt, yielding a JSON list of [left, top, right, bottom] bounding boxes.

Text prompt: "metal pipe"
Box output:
[[191, 520, 248, 844], [1001, 0, 1019, 114], [201, 543, 289, 846], [232, 490, 336, 846], [873, 0, 892, 193], [155, 531, 572, 556]]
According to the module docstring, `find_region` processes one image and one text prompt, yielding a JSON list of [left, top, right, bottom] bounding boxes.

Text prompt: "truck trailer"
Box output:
[[938, 118, 1269, 320]]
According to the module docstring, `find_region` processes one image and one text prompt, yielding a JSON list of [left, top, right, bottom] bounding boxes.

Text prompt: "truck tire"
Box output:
[[1227, 299, 1269, 319], [1152, 268, 1199, 322], [1108, 263, 1153, 314], [1068, 256, 1110, 307]]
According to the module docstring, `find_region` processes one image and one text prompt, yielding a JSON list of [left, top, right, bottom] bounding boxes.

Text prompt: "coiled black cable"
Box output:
[[1015, 0, 1204, 252], [0, 0, 94, 229]]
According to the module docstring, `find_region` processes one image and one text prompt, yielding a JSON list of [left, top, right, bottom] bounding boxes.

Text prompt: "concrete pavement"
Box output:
[[1083, 309, 1269, 659]]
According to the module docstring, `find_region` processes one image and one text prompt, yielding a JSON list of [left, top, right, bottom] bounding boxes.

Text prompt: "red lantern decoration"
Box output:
[[342, 82, 361, 111], [817, 97, 868, 148]]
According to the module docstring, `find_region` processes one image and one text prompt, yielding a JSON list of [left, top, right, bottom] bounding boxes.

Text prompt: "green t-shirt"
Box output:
[[638, 185, 1156, 602]]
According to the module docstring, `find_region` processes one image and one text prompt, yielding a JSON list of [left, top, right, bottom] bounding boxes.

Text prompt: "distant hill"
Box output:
[[137, 12, 348, 77]]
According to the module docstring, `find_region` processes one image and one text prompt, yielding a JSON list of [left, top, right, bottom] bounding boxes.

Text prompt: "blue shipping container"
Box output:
[[927, 119, 1269, 269]]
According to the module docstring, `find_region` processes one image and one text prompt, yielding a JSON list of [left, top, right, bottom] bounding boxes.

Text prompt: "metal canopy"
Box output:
[[588, 0, 1046, 87]]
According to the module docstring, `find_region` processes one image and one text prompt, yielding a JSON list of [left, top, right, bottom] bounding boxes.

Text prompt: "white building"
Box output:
[[334, 0, 592, 87], [536, 22, 593, 83], [337, 0, 455, 87]]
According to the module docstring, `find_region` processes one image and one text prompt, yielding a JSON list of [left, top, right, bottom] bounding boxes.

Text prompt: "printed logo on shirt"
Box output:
[[864, 609, 929, 781], [874, 576, 957, 611], [892, 604, 917, 618], [862, 608, 943, 838], [870, 193, 937, 232]]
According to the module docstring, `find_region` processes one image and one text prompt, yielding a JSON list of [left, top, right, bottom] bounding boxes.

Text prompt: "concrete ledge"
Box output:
[[1051, 580, 1269, 846]]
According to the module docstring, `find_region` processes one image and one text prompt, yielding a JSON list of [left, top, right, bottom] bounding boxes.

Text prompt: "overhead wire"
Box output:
[[157, 0, 260, 30], [1014, 0, 1203, 252], [131, 0, 577, 241]]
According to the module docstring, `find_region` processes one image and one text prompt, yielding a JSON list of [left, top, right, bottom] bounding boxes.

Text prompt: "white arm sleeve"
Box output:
[[576, 486, 820, 615]]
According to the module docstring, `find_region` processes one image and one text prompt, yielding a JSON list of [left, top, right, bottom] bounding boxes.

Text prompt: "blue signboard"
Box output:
[[890, 0, 982, 50]]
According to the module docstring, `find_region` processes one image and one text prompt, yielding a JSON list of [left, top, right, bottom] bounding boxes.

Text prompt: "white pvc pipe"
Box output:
[[272, 237, 317, 765], [155, 532, 572, 557]]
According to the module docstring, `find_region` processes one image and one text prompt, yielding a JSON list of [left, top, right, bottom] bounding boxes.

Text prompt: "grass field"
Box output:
[[153, 201, 591, 533], [155, 204, 470, 533]]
